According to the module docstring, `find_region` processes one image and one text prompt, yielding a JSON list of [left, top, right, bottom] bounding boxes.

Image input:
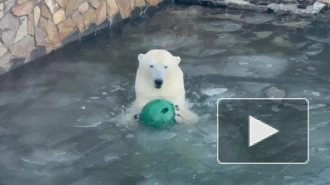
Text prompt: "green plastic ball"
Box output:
[[139, 99, 176, 128]]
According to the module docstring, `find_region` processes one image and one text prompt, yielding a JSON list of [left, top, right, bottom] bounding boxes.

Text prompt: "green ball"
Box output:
[[139, 99, 176, 128]]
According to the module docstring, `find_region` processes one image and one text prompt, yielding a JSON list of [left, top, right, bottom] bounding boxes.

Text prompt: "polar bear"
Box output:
[[132, 49, 198, 124]]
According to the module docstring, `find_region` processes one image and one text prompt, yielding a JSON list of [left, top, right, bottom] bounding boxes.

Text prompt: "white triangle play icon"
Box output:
[[249, 116, 279, 147]]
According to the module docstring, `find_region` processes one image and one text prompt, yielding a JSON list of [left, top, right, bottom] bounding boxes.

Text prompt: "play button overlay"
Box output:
[[217, 98, 309, 164], [249, 116, 279, 147]]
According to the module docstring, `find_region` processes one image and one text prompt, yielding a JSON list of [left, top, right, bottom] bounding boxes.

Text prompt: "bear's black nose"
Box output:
[[154, 79, 163, 89]]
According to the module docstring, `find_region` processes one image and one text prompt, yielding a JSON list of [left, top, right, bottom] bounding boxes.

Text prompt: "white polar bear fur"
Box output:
[[132, 49, 198, 124]]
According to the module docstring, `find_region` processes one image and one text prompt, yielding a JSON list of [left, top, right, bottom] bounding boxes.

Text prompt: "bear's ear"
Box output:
[[138, 53, 144, 63], [174, 56, 181, 64]]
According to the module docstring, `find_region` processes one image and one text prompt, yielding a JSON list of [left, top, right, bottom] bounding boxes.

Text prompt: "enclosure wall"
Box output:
[[0, 0, 162, 75]]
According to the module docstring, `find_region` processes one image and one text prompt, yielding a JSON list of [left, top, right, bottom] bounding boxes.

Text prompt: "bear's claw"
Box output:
[[134, 114, 140, 120], [174, 105, 184, 123]]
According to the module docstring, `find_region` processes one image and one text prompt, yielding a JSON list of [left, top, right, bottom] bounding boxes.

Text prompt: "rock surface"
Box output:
[[66, 0, 85, 15], [0, 0, 161, 75], [58, 18, 76, 40], [17, 0, 29, 4], [72, 11, 85, 32], [53, 8, 65, 24], [107, 0, 119, 18], [116, 0, 132, 19], [78, 2, 89, 14], [14, 16, 28, 43], [45, 0, 59, 14], [35, 27, 47, 46], [9, 35, 34, 57], [0, 52, 12, 73], [28, 13, 35, 35], [46, 20, 61, 48], [34, 6, 40, 26], [84, 8, 96, 29], [56, 0, 67, 7], [0, 13, 19, 47], [147, 0, 160, 5], [96, 1, 107, 25], [0, 3, 4, 20], [89, 0, 101, 8], [41, 2, 52, 19], [0, 42, 7, 57], [136, 0, 146, 7], [12, 1, 36, 16]]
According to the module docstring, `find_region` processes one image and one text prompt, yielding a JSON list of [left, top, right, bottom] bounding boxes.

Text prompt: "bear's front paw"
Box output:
[[134, 114, 140, 120], [174, 105, 184, 123]]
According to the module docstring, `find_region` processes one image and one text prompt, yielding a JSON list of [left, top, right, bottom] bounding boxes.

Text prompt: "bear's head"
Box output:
[[137, 49, 181, 89]]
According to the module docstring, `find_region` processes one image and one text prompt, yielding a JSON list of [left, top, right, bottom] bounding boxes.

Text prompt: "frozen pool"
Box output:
[[0, 4, 330, 185]]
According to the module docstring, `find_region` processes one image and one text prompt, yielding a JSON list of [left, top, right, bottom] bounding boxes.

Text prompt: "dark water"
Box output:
[[1, 4, 330, 185]]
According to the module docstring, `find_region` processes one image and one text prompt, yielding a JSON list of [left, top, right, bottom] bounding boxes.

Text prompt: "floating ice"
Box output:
[[222, 55, 288, 78], [201, 88, 228, 96], [214, 33, 250, 48], [104, 153, 120, 162], [309, 104, 326, 110], [126, 134, 135, 139], [311, 92, 321, 97], [302, 42, 325, 56], [139, 32, 200, 51], [254, 31, 273, 39], [21, 147, 84, 166], [197, 21, 242, 32], [244, 13, 276, 24], [265, 87, 286, 98], [198, 48, 226, 57]]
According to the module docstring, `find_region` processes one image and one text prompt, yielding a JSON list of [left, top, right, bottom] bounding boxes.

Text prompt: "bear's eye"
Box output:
[[164, 66, 168, 69], [150, 65, 153, 68]]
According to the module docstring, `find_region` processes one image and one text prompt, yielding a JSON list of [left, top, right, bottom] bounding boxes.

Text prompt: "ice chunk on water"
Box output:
[[126, 134, 135, 139], [254, 31, 273, 39], [265, 87, 286, 98], [71, 106, 111, 128], [309, 104, 326, 110], [272, 36, 292, 48], [301, 42, 325, 56], [222, 55, 288, 78], [31, 92, 82, 108], [304, 27, 330, 43], [104, 153, 120, 162], [304, 167, 330, 185], [139, 31, 200, 51], [197, 21, 242, 32], [201, 88, 228, 96], [180, 46, 203, 57], [167, 5, 206, 18], [244, 13, 276, 24], [214, 33, 250, 48], [237, 82, 272, 94], [136, 177, 169, 185], [135, 130, 179, 153], [198, 48, 226, 58], [137, 176, 188, 185], [21, 147, 84, 166]]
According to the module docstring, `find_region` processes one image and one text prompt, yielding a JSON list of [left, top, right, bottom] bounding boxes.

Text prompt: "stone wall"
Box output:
[[0, 0, 163, 75]]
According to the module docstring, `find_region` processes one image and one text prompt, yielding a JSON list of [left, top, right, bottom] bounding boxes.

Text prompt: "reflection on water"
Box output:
[[0, 4, 330, 185]]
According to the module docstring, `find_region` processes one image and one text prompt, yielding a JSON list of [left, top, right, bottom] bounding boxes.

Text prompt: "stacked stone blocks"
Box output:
[[0, 0, 162, 74]]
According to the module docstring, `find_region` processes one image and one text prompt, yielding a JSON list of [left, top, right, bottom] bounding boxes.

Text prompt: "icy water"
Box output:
[[1, 4, 330, 185]]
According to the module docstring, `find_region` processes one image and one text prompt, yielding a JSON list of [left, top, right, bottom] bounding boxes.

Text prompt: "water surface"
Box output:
[[1, 4, 330, 185]]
